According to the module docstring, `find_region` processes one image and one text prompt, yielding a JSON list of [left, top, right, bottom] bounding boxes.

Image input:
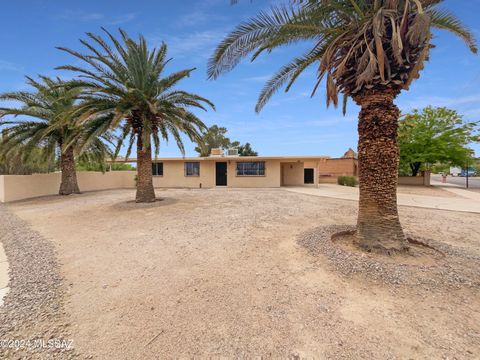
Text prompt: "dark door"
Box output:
[[216, 162, 227, 186], [304, 168, 314, 184]]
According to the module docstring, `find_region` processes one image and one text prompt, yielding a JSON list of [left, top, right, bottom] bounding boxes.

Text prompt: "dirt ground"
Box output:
[[6, 188, 480, 359]]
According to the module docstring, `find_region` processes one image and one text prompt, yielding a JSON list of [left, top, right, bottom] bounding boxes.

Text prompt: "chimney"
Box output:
[[210, 148, 223, 157]]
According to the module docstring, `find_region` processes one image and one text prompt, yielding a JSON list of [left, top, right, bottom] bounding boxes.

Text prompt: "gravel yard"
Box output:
[[1, 188, 479, 359]]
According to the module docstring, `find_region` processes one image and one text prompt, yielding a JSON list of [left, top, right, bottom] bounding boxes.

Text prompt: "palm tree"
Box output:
[[0, 76, 112, 195], [57, 29, 214, 203], [208, 0, 477, 253]]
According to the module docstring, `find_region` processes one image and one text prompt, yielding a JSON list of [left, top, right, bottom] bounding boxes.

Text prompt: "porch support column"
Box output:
[[315, 160, 319, 188]]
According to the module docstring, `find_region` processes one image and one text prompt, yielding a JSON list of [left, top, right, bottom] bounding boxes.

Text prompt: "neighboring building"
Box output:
[[317, 148, 358, 183], [110, 148, 358, 188]]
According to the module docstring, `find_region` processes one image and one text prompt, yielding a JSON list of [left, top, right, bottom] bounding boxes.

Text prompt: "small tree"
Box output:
[[195, 124, 258, 156], [398, 107, 477, 176], [195, 125, 236, 156], [238, 142, 258, 156]]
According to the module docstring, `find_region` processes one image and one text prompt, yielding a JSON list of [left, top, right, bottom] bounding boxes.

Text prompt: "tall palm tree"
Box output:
[[208, 0, 477, 253], [57, 29, 214, 203], [0, 76, 112, 195]]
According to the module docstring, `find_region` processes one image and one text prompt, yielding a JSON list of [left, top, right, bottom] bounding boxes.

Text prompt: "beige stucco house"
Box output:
[[110, 148, 359, 189]]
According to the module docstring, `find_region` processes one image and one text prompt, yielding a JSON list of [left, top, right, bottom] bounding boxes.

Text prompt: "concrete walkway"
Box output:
[[284, 185, 480, 214], [0, 242, 9, 306], [430, 180, 480, 201]]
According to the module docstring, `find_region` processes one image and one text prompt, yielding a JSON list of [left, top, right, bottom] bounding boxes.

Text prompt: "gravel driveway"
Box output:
[[1, 188, 479, 359]]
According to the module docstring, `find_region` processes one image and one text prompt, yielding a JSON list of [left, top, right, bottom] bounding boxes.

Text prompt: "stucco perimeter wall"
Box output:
[[77, 171, 136, 191], [0, 175, 4, 203], [318, 176, 338, 184], [1, 173, 61, 202], [228, 160, 281, 188], [0, 171, 136, 203], [398, 173, 430, 186], [152, 160, 215, 189]]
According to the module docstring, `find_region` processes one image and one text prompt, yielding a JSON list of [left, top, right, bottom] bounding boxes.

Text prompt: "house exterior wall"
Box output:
[[152, 160, 215, 188], [151, 159, 282, 188], [227, 160, 281, 188], [281, 162, 305, 186]]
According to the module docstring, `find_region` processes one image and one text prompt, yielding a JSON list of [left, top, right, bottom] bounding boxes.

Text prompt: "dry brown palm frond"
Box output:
[[385, 0, 399, 10], [408, 13, 430, 47], [356, 46, 378, 88], [390, 17, 404, 65], [405, 34, 430, 89], [335, 41, 356, 78], [373, 9, 386, 81], [326, 71, 338, 107]]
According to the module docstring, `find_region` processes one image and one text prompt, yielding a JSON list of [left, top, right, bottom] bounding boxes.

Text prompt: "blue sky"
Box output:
[[1, 0, 479, 157]]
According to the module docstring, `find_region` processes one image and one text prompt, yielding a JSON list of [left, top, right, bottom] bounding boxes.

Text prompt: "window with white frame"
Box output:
[[152, 163, 163, 176], [184, 162, 200, 177], [236, 161, 265, 176]]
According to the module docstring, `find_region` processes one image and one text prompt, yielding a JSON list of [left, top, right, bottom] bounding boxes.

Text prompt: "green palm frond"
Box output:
[[211, 0, 477, 112], [0, 76, 113, 167], [428, 8, 477, 53], [57, 28, 214, 157]]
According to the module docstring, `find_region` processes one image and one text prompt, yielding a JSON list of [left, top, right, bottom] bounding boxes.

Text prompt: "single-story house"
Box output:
[[110, 148, 358, 189]]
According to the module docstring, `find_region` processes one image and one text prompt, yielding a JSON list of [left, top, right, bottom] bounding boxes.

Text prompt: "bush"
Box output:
[[337, 176, 358, 187]]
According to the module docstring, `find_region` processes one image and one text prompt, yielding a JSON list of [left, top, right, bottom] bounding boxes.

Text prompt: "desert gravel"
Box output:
[[298, 225, 480, 288], [3, 189, 480, 359], [0, 205, 77, 359]]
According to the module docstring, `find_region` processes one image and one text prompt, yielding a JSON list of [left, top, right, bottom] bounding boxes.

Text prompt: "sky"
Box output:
[[1, 0, 480, 158]]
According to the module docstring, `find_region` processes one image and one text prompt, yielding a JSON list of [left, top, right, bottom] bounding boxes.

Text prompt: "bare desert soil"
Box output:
[[6, 188, 480, 359]]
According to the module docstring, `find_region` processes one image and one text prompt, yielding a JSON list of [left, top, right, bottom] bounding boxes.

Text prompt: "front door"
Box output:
[[304, 168, 314, 184], [216, 162, 227, 186]]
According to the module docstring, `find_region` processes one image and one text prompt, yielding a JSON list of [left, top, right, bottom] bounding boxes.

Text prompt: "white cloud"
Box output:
[[149, 30, 226, 60], [243, 75, 272, 82], [55, 11, 137, 25], [107, 13, 138, 25], [398, 94, 480, 112], [0, 60, 23, 73], [176, 10, 227, 27]]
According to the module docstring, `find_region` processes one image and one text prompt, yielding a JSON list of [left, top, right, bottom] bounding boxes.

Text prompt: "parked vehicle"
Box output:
[[460, 168, 477, 177], [450, 167, 462, 176]]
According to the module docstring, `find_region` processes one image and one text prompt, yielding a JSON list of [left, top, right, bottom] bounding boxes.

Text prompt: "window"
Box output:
[[152, 163, 163, 176], [236, 161, 265, 176], [185, 162, 200, 177]]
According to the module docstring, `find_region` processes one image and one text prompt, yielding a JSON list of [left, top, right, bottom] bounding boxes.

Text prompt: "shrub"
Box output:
[[337, 176, 358, 187]]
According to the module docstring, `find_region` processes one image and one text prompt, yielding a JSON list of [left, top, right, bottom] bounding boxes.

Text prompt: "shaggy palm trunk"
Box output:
[[355, 91, 409, 253], [59, 146, 80, 195], [136, 133, 156, 203]]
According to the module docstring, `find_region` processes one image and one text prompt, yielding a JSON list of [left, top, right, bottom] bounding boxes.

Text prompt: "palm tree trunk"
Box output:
[[59, 146, 80, 195], [136, 132, 156, 203], [355, 91, 409, 253]]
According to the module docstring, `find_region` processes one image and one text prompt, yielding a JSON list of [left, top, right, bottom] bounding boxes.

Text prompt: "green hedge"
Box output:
[[337, 176, 358, 187]]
